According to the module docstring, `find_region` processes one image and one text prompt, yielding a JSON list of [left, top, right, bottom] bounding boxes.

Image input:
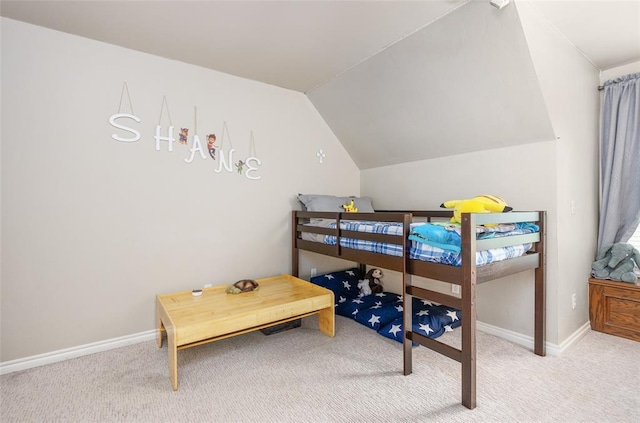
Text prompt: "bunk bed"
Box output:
[[291, 208, 546, 410]]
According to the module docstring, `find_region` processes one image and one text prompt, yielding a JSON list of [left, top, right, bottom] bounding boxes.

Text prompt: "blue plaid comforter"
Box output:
[[323, 220, 537, 267]]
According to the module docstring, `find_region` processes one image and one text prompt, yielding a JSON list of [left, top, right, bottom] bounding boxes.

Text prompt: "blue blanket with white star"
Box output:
[[310, 268, 461, 343]]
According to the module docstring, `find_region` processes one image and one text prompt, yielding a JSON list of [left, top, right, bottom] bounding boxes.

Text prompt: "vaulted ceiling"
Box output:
[[308, 1, 555, 168], [2, 0, 639, 169]]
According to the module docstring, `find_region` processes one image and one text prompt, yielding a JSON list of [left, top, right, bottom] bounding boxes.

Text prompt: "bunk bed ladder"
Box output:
[[402, 212, 477, 410]]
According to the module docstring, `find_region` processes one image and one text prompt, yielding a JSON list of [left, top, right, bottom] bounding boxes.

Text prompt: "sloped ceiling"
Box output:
[[6, 0, 629, 170], [0, 0, 468, 94], [308, 1, 556, 169]]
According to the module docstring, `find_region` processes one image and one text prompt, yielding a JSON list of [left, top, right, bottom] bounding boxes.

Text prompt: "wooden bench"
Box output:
[[589, 277, 640, 342], [157, 274, 335, 390]]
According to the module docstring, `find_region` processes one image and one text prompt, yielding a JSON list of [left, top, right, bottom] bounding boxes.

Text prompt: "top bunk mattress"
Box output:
[[301, 219, 539, 267]]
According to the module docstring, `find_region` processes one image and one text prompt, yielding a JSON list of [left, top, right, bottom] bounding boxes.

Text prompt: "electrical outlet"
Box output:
[[452, 284, 460, 295], [204, 283, 212, 288], [571, 293, 577, 310], [310, 268, 317, 277]]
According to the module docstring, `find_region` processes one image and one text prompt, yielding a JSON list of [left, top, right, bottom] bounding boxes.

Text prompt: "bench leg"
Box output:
[[317, 306, 335, 337], [166, 325, 178, 391], [156, 309, 164, 348], [156, 317, 164, 348]]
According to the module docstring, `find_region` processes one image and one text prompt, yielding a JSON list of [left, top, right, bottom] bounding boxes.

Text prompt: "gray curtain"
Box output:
[[597, 72, 640, 252]]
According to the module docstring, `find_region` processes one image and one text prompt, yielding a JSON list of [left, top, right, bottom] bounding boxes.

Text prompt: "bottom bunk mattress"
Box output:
[[310, 268, 461, 342]]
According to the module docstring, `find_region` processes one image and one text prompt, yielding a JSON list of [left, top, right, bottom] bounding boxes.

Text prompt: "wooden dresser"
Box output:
[[589, 277, 640, 342]]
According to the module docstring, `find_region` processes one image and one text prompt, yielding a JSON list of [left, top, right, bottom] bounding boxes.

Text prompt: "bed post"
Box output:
[[461, 213, 477, 410], [402, 213, 413, 376], [534, 211, 546, 356], [292, 211, 299, 277]]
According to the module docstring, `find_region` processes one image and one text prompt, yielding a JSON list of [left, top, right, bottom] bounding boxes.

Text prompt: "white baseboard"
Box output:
[[0, 321, 593, 375], [477, 320, 591, 356], [0, 329, 156, 375]]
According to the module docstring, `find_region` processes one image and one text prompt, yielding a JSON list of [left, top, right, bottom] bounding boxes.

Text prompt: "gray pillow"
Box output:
[[298, 194, 375, 212]]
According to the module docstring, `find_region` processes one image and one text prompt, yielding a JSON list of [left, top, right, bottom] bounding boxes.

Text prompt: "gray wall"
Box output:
[[517, 0, 599, 344], [0, 18, 360, 362], [601, 61, 640, 82], [361, 142, 558, 341], [359, 2, 600, 346], [1, 0, 605, 364]]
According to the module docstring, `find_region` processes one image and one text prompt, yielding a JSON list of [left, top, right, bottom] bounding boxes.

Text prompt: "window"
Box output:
[[628, 224, 640, 274], [629, 224, 640, 251]]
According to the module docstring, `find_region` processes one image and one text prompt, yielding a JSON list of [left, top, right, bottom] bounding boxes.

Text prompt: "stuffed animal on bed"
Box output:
[[440, 195, 512, 225], [592, 242, 640, 283], [365, 268, 384, 294], [342, 199, 358, 213], [357, 279, 372, 297]]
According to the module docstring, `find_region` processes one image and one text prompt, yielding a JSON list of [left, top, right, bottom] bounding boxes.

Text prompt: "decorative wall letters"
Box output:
[[108, 84, 262, 181], [185, 134, 207, 163], [184, 107, 207, 163], [110, 82, 141, 143], [110, 113, 141, 142]]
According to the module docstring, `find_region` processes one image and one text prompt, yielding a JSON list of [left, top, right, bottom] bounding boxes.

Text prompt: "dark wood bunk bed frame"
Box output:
[[292, 209, 546, 410]]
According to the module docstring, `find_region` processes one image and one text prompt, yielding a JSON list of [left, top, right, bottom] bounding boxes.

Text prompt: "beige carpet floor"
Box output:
[[1, 316, 639, 423]]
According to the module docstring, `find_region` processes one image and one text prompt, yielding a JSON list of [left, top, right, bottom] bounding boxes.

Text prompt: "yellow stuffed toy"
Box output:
[[342, 199, 358, 213], [440, 195, 512, 224]]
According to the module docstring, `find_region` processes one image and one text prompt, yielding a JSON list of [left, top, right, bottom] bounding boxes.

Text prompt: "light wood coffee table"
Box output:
[[156, 274, 335, 390]]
